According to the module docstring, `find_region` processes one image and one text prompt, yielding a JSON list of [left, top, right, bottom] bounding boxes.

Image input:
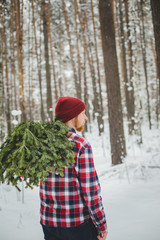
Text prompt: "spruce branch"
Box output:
[[0, 120, 75, 191]]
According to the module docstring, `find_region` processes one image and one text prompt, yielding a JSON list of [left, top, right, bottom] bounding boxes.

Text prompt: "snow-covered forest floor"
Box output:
[[0, 123, 160, 240]]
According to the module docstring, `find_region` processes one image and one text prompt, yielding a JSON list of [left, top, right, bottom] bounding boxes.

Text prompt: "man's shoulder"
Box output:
[[70, 132, 91, 151]]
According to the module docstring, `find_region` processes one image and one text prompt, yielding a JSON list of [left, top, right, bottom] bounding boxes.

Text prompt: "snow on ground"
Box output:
[[0, 124, 160, 240]]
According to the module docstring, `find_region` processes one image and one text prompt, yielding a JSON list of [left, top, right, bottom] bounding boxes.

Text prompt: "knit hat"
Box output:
[[55, 96, 86, 123]]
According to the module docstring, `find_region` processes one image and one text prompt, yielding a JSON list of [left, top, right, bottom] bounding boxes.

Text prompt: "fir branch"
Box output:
[[0, 120, 75, 191]]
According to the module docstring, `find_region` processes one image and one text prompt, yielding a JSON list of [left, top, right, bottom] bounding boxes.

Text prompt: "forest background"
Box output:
[[0, 0, 160, 166], [0, 1, 160, 240]]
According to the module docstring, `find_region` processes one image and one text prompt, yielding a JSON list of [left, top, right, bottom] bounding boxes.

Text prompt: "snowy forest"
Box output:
[[0, 0, 160, 240]]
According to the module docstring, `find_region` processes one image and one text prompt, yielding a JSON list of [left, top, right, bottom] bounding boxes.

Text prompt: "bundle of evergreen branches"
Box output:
[[0, 120, 75, 191]]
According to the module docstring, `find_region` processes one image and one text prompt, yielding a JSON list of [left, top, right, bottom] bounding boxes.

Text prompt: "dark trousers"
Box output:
[[41, 219, 98, 240]]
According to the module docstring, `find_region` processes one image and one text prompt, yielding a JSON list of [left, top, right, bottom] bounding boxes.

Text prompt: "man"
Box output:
[[40, 96, 108, 240]]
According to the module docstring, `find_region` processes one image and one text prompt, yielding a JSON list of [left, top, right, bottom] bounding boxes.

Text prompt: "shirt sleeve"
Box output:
[[75, 144, 108, 234]]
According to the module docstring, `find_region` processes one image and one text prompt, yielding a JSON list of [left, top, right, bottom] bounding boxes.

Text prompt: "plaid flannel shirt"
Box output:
[[40, 127, 107, 234]]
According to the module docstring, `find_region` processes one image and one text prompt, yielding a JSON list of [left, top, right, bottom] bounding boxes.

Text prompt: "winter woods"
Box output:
[[0, 0, 159, 165]]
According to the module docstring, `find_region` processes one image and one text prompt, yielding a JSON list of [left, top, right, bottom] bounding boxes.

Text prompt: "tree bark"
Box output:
[[90, 0, 104, 133], [41, 0, 53, 121], [62, 0, 81, 99], [129, 1, 142, 144], [15, 0, 26, 121], [11, 0, 18, 115], [124, 0, 135, 134], [99, 0, 126, 165], [76, 0, 103, 134], [2, 5, 11, 133], [118, 0, 135, 134], [150, 0, 160, 125], [138, 0, 151, 129], [46, 3, 58, 101], [32, 0, 45, 121], [0, 2, 5, 141]]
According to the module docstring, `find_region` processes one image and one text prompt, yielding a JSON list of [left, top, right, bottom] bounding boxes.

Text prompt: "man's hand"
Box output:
[[97, 232, 108, 240]]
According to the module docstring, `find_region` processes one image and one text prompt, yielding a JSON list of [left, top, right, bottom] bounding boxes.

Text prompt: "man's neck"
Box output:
[[65, 119, 76, 130]]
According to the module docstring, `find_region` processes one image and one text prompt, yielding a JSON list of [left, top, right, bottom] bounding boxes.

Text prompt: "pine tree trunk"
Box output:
[[32, 0, 45, 121], [99, 0, 126, 165], [41, 0, 53, 121], [90, 0, 104, 133], [0, 3, 5, 141], [0, 59, 4, 141], [15, 0, 26, 121], [150, 0, 160, 126], [2, 7, 11, 133], [76, 0, 103, 135], [83, 43, 90, 132], [62, 0, 81, 99], [57, 9, 64, 96], [118, 0, 135, 135], [11, 0, 18, 115], [138, 0, 151, 129], [129, 1, 142, 144], [124, 0, 135, 134], [27, 0, 32, 120], [74, 0, 82, 100], [46, 3, 58, 101]]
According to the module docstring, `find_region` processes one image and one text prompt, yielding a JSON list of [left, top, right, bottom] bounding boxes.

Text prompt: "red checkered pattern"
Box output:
[[40, 128, 107, 234]]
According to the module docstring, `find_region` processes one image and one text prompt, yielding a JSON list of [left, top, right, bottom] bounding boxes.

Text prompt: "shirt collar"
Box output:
[[68, 126, 76, 133]]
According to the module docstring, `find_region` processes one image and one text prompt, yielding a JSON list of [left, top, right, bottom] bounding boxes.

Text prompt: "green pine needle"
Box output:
[[0, 120, 75, 191]]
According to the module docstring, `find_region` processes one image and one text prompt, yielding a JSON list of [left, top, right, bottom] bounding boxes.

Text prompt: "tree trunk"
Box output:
[[57, 9, 64, 96], [76, 0, 103, 135], [74, 0, 82, 100], [124, 0, 135, 134], [129, 1, 142, 144], [46, 3, 58, 101], [90, 0, 104, 133], [138, 0, 151, 129], [11, 0, 18, 116], [62, 0, 81, 99], [150, 0, 160, 126], [41, 0, 53, 121], [27, 0, 32, 120], [32, 0, 45, 121], [0, 67, 4, 141], [99, 0, 126, 165], [118, 0, 135, 135], [0, 3, 5, 141], [2, 6, 11, 133], [15, 0, 26, 121]]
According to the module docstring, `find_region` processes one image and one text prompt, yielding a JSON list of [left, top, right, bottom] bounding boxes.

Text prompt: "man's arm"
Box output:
[[75, 144, 108, 235]]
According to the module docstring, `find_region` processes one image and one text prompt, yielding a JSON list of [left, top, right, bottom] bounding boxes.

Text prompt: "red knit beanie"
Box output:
[[55, 96, 86, 123]]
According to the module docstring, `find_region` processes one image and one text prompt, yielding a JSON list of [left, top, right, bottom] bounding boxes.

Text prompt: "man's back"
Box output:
[[40, 127, 106, 233]]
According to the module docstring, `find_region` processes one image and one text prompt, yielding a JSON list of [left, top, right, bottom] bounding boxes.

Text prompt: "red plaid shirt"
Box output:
[[40, 127, 107, 234]]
